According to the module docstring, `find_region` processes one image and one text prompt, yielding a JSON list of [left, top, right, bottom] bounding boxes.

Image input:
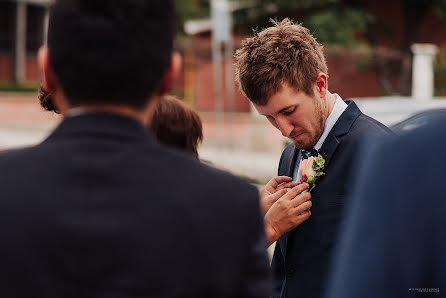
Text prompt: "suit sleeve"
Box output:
[[239, 185, 271, 298], [271, 241, 285, 298]]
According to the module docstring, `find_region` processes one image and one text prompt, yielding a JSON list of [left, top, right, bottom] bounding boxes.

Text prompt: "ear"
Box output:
[[158, 52, 182, 96], [37, 46, 57, 93], [314, 72, 328, 98]]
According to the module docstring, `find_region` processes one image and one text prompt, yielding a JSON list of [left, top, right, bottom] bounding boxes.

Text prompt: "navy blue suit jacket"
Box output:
[[272, 101, 392, 298], [326, 116, 446, 298], [0, 113, 270, 298]]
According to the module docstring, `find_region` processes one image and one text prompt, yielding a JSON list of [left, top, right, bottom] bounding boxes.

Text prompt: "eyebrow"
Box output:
[[260, 105, 295, 117]]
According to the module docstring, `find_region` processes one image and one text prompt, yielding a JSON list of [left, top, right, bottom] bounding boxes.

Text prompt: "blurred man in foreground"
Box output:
[[0, 1, 270, 297], [326, 117, 446, 298]]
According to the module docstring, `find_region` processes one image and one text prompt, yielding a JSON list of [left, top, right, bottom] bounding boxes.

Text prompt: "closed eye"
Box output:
[[282, 106, 296, 116]]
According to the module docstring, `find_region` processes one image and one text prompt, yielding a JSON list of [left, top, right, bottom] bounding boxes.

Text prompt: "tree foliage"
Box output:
[[176, 0, 210, 34], [177, 0, 446, 95]]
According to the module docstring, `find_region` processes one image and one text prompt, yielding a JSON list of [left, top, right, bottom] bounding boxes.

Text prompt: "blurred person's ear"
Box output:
[[38, 46, 70, 113], [37, 46, 49, 91], [158, 52, 182, 96], [38, 46, 58, 95]]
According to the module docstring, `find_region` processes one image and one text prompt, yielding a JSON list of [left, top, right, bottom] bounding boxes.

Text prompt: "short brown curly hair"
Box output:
[[235, 18, 327, 105]]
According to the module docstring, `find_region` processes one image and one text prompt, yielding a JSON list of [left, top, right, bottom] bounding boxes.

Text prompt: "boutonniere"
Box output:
[[300, 153, 325, 192]]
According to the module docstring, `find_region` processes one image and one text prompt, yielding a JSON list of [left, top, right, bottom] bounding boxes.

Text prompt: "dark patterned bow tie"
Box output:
[[301, 148, 318, 160]]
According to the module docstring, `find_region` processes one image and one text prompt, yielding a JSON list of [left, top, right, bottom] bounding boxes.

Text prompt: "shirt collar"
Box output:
[[66, 107, 90, 118], [314, 93, 348, 150]]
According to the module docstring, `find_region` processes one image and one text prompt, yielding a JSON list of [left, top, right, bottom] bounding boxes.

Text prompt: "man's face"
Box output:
[[254, 83, 326, 149]]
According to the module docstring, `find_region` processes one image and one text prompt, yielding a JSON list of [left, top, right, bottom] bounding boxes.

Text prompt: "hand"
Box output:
[[260, 176, 299, 215], [264, 183, 312, 246]]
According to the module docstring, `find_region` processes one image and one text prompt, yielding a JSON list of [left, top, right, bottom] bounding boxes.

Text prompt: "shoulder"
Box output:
[[352, 116, 446, 226], [341, 100, 392, 135], [356, 115, 446, 201], [340, 103, 393, 145], [196, 160, 260, 204], [159, 146, 260, 209], [0, 145, 51, 199], [372, 115, 446, 159], [345, 100, 391, 135], [0, 146, 38, 168], [353, 113, 393, 136]]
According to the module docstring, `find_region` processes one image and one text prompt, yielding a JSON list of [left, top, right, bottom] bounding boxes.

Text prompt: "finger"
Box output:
[[283, 183, 309, 200], [295, 210, 311, 224], [265, 176, 293, 190], [290, 192, 311, 208], [276, 181, 299, 191], [267, 188, 288, 204], [293, 200, 312, 214]]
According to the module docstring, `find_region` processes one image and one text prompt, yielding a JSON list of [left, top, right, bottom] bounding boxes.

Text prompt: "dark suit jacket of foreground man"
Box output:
[[272, 101, 392, 298], [0, 112, 270, 298], [326, 116, 446, 298]]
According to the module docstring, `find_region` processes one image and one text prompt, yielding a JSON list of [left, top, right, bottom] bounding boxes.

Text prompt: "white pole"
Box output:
[[211, 0, 231, 145], [14, 2, 27, 83], [411, 43, 438, 101]]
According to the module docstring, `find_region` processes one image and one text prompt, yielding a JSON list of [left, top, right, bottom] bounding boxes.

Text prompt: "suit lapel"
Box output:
[[318, 134, 340, 171], [286, 146, 298, 178]]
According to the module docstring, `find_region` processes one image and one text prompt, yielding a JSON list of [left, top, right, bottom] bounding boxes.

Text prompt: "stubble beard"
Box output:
[[292, 97, 325, 149]]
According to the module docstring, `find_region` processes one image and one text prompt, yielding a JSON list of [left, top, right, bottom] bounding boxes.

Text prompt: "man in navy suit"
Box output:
[[0, 1, 271, 297], [326, 117, 446, 298], [235, 19, 392, 298]]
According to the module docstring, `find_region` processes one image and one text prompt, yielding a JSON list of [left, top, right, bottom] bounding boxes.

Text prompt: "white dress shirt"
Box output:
[[293, 94, 348, 181]]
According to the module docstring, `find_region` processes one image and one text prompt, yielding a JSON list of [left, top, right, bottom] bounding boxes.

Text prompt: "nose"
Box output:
[[275, 117, 294, 138]]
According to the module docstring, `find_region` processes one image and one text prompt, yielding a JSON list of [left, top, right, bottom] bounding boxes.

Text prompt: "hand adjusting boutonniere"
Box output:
[[300, 153, 325, 192]]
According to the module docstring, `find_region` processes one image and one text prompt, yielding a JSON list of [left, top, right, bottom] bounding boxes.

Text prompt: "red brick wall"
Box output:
[[326, 49, 382, 99], [193, 59, 251, 112], [0, 54, 40, 82], [0, 54, 12, 81]]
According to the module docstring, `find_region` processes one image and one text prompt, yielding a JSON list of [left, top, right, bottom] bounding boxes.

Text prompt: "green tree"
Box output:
[[232, 0, 371, 46], [176, 0, 210, 34], [176, 0, 446, 95]]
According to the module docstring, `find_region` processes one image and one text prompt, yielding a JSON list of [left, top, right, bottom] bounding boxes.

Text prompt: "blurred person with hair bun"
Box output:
[[149, 95, 203, 158]]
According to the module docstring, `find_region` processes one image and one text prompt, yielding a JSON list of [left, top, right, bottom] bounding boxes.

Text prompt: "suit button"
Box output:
[[287, 268, 295, 278]]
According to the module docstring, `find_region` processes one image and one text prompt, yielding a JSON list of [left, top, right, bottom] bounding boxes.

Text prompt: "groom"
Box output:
[[235, 19, 392, 298], [0, 1, 270, 297]]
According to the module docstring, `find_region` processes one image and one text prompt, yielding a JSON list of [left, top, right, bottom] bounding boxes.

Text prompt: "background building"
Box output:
[[0, 0, 51, 82]]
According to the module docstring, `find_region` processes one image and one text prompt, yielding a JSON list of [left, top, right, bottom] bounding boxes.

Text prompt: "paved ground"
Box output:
[[2, 92, 446, 183], [0, 92, 60, 148]]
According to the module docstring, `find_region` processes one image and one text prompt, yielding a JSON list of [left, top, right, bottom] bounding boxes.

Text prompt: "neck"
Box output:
[[54, 93, 160, 126], [67, 105, 152, 125]]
